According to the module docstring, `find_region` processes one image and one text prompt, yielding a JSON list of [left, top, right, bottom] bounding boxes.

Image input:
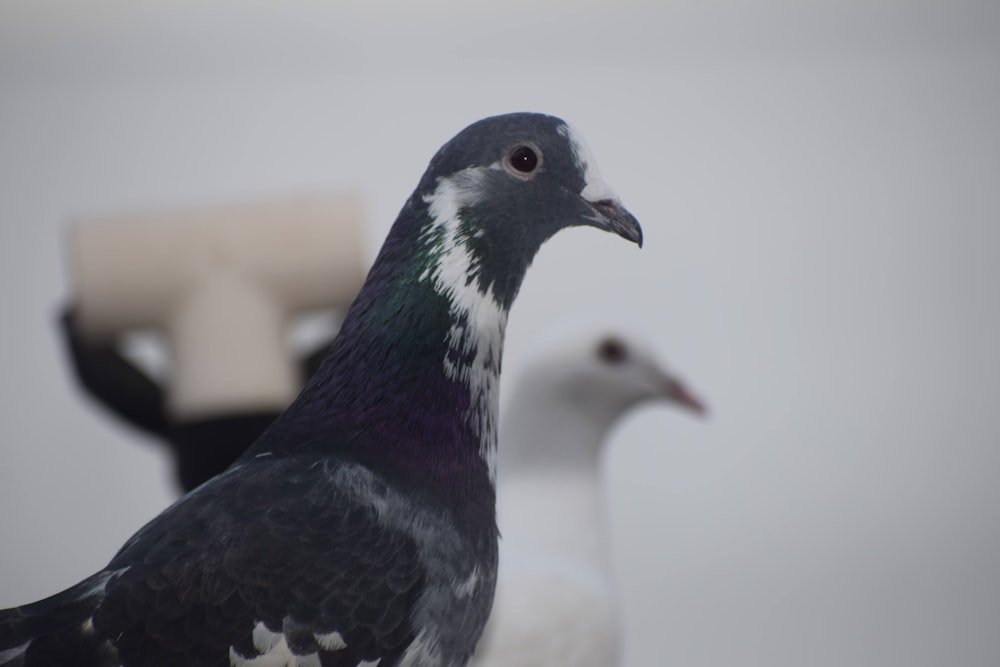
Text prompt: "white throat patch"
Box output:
[[421, 171, 507, 483]]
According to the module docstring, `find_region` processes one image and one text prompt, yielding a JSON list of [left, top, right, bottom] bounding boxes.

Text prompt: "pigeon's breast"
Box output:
[[335, 461, 499, 666]]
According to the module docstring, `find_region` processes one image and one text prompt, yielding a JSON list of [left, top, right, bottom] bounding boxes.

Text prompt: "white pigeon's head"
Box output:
[[500, 332, 705, 471], [546, 334, 705, 418]]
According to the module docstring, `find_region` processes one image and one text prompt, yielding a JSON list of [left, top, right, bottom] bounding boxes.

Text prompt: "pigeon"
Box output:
[[0, 113, 642, 667], [472, 333, 704, 667]]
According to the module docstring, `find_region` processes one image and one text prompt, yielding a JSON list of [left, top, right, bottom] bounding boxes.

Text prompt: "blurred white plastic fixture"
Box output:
[[69, 193, 367, 420]]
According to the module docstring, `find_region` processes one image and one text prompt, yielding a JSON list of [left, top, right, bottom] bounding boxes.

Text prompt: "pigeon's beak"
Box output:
[[664, 377, 707, 416], [579, 174, 643, 247], [585, 197, 644, 248]]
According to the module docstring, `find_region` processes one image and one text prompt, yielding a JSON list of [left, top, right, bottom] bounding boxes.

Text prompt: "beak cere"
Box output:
[[562, 121, 644, 247], [586, 197, 644, 248]]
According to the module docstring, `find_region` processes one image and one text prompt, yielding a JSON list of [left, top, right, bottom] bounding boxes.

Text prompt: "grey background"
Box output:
[[1, 2, 999, 665]]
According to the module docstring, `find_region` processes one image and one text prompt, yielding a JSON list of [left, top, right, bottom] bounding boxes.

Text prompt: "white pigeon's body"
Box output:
[[486, 472, 618, 667], [474, 334, 705, 667]]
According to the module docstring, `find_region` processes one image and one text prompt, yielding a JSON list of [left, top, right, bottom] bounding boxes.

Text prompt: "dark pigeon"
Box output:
[[0, 112, 643, 667]]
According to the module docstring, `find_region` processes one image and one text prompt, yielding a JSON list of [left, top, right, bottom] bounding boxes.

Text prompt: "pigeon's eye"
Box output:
[[596, 337, 627, 364], [508, 145, 538, 173]]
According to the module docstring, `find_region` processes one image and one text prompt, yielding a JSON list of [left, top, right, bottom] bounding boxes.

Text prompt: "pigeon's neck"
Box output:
[[497, 384, 622, 574], [499, 383, 625, 476], [263, 183, 530, 511], [497, 469, 612, 574]]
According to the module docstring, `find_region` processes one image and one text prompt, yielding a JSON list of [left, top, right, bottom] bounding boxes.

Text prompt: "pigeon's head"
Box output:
[[549, 334, 706, 419], [500, 332, 705, 471], [414, 112, 643, 309]]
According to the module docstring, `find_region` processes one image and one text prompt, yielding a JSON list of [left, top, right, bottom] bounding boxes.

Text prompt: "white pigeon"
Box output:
[[474, 333, 705, 667]]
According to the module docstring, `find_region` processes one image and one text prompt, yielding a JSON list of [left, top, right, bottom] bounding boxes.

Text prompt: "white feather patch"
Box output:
[[0, 642, 29, 664], [230, 622, 324, 667], [252, 623, 284, 653], [421, 172, 508, 482], [397, 628, 443, 667], [558, 123, 621, 205], [314, 630, 347, 651], [454, 566, 481, 599]]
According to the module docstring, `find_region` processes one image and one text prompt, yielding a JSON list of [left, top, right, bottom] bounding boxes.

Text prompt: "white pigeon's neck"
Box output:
[[496, 381, 625, 574], [497, 468, 611, 574], [499, 384, 623, 476]]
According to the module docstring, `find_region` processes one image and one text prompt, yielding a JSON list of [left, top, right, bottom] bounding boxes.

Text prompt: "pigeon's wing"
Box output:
[[6, 454, 425, 667]]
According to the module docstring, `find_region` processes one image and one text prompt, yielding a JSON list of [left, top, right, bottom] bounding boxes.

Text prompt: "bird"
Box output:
[[472, 333, 704, 667], [0, 112, 643, 667]]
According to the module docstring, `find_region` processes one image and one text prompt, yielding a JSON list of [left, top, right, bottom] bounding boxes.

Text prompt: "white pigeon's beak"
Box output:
[[663, 377, 707, 415]]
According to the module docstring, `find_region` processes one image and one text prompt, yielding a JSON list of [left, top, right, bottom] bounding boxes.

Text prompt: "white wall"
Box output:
[[1, 2, 998, 665]]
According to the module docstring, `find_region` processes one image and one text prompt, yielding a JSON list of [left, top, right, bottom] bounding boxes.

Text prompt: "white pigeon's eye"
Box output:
[[596, 337, 627, 364], [507, 144, 540, 175]]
